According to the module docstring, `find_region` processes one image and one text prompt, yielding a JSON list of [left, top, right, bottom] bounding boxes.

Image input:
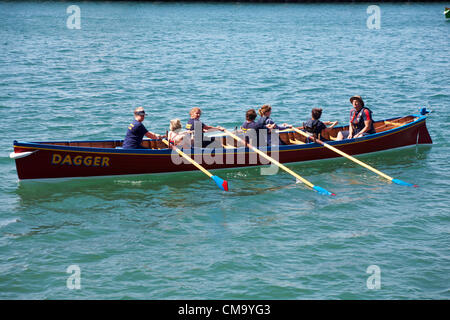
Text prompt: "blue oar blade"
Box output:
[[212, 175, 229, 191], [313, 185, 336, 196], [392, 179, 418, 187]]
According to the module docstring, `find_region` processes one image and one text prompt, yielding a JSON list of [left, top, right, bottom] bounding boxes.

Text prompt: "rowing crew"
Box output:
[[122, 95, 375, 149]]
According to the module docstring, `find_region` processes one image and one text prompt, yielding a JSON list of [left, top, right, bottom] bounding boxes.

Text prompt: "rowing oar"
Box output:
[[161, 139, 228, 191], [222, 129, 335, 196], [290, 127, 417, 187]]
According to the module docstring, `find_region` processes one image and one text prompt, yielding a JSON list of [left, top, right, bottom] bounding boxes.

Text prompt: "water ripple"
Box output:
[[0, 2, 449, 300]]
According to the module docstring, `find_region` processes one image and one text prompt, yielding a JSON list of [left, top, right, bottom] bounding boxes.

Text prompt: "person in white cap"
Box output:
[[122, 106, 163, 149]]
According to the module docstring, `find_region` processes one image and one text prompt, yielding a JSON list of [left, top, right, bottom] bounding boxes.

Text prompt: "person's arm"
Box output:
[[277, 123, 292, 130], [347, 110, 356, 139], [353, 119, 372, 138], [260, 118, 275, 131], [145, 131, 162, 139], [317, 122, 327, 138], [347, 123, 354, 139], [203, 124, 225, 132]]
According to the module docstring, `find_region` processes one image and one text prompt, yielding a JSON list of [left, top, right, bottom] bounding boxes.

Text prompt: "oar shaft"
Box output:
[[162, 139, 212, 178], [223, 129, 315, 188], [291, 128, 394, 181], [323, 143, 393, 181]]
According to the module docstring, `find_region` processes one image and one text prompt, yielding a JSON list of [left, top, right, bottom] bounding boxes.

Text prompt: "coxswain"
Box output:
[[336, 96, 375, 140]]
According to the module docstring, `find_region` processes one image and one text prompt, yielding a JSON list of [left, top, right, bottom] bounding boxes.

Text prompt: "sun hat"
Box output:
[[350, 95, 364, 107]]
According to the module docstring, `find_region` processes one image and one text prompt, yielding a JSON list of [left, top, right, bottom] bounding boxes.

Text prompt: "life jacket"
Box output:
[[351, 107, 375, 134]]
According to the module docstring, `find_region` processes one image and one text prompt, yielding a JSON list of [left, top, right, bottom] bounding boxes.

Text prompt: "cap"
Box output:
[[134, 106, 148, 116]]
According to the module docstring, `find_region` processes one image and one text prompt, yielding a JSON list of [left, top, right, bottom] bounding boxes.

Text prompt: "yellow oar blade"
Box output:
[[223, 129, 335, 196], [291, 127, 417, 187]]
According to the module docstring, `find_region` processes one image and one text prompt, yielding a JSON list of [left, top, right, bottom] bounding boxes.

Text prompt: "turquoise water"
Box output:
[[0, 2, 449, 299]]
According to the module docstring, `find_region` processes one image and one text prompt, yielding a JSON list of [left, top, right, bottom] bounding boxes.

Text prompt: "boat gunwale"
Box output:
[[12, 114, 429, 156]]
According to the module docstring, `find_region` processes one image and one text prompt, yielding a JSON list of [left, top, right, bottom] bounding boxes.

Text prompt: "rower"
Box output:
[[241, 109, 266, 146], [186, 107, 224, 148], [303, 108, 334, 142], [122, 106, 163, 149], [168, 119, 191, 147], [257, 104, 291, 146]]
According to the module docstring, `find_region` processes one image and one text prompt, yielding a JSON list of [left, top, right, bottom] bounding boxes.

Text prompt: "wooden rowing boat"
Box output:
[[445, 7, 450, 19], [10, 111, 432, 181]]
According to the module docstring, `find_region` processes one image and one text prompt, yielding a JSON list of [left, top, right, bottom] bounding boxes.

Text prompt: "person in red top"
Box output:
[[337, 95, 375, 140]]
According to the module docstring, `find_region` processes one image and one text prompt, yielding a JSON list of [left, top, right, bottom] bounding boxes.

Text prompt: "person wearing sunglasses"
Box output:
[[122, 106, 163, 149]]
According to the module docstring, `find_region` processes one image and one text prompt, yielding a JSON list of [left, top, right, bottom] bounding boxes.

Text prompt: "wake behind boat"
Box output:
[[11, 111, 432, 181]]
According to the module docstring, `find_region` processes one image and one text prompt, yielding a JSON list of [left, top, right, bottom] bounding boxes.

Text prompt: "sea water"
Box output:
[[0, 2, 449, 299]]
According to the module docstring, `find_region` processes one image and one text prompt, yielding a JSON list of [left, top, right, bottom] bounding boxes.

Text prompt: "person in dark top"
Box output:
[[257, 104, 291, 146], [337, 95, 376, 140], [241, 108, 269, 146], [303, 108, 334, 142], [122, 106, 162, 149], [185, 107, 224, 148]]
